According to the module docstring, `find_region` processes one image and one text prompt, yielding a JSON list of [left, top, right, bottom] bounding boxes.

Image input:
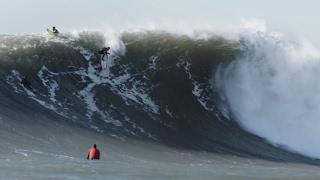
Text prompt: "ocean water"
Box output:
[[1, 27, 320, 179]]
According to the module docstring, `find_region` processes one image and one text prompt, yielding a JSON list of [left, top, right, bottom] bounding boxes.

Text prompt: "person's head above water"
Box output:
[[53, 26, 56, 30], [93, 144, 97, 148]]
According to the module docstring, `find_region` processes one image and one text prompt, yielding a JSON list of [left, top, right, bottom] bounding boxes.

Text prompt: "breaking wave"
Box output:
[[1, 29, 320, 164]]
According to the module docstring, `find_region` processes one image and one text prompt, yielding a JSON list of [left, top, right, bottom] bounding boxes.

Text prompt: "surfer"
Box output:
[[94, 47, 110, 71], [20, 76, 38, 94], [47, 26, 59, 36], [21, 77, 32, 89], [51, 26, 59, 34], [98, 47, 110, 60], [87, 144, 100, 160]]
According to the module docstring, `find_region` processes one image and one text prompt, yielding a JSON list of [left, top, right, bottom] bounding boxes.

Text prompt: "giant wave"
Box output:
[[0, 29, 320, 165]]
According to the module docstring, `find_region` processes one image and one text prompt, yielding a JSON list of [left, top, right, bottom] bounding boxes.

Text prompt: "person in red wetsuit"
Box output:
[[87, 144, 100, 160]]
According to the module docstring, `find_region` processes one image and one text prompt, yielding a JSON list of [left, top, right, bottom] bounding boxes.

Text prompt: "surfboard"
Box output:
[[47, 28, 58, 37]]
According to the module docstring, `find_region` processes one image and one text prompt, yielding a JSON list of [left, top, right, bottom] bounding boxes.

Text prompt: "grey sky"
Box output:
[[0, 0, 319, 44]]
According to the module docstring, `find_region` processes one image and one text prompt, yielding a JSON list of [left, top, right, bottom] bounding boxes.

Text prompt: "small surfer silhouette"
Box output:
[[46, 26, 59, 37], [98, 47, 110, 70], [21, 77, 32, 89]]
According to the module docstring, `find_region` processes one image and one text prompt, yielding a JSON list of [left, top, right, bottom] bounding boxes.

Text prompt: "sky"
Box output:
[[0, 0, 319, 44]]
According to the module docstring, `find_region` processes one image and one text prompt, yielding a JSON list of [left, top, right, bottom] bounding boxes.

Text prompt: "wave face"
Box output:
[[0, 31, 319, 163]]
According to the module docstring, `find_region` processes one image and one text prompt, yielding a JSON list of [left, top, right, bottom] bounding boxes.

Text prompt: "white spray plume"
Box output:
[[216, 29, 320, 158]]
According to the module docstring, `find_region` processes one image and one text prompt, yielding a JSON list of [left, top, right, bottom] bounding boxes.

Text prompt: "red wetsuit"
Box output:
[[87, 147, 100, 160]]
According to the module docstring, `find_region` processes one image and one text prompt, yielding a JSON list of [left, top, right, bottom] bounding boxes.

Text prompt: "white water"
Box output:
[[216, 31, 320, 158]]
